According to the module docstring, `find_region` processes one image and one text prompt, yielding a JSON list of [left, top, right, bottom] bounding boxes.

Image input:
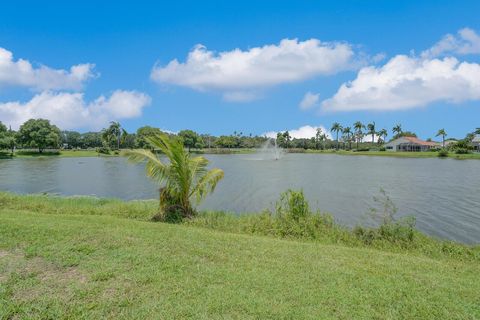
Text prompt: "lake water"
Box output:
[[0, 154, 479, 244]]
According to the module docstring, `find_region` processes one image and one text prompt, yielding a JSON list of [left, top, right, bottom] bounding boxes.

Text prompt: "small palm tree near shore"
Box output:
[[436, 129, 447, 148], [122, 134, 224, 222]]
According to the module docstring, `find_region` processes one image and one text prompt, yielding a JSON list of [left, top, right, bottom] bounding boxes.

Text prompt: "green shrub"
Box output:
[[438, 149, 449, 157], [96, 146, 111, 154], [455, 148, 470, 154]]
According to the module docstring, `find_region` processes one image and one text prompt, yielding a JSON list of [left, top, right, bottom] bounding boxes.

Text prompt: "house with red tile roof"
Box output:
[[472, 135, 480, 151], [384, 136, 439, 152]]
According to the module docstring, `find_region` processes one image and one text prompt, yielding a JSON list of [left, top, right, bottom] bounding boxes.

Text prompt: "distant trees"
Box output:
[[378, 129, 388, 144], [102, 121, 127, 150], [392, 124, 402, 136], [82, 132, 103, 148], [353, 121, 365, 149], [178, 129, 203, 152], [17, 119, 61, 153], [136, 126, 164, 149], [367, 122, 376, 144], [331, 122, 343, 150], [315, 128, 323, 150], [0, 122, 15, 154], [61, 131, 82, 149], [343, 126, 352, 149], [436, 129, 447, 148]]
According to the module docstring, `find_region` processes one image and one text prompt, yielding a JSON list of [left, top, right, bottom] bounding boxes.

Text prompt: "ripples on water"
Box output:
[[0, 154, 479, 244]]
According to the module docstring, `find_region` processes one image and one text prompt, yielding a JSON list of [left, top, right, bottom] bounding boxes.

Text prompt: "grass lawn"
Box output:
[[0, 150, 115, 159], [1, 194, 479, 319]]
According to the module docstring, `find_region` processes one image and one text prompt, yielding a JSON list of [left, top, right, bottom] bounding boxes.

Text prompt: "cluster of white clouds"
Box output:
[[151, 39, 355, 101], [0, 47, 150, 130], [2, 28, 479, 131], [264, 125, 331, 140], [0, 47, 95, 91], [421, 28, 480, 59], [152, 28, 480, 115], [322, 55, 480, 111], [0, 91, 151, 130], [321, 28, 480, 112]]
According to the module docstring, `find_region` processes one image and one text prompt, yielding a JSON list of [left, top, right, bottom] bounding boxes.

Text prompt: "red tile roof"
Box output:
[[404, 136, 438, 146]]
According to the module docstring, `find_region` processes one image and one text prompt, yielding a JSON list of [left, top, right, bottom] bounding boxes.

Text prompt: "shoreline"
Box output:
[[2, 148, 480, 160], [1, 191, 478, 250]]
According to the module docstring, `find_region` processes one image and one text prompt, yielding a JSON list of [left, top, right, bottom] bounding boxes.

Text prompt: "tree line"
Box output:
[[1, 118, 479, 154]]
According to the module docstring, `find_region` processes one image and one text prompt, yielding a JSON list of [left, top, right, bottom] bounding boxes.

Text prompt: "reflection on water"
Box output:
[[0, 154, 479, 244]]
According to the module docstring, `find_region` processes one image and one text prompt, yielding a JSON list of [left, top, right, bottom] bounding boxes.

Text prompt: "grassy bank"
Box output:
[[0, 150, 113, 159], [3, 148, 480, 159], [1, 194, 479, 318], [305, 149, 480, 159], [1, 192, 478, 261]]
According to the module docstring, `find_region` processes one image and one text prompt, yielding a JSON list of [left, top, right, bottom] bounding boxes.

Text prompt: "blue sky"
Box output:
[[0, 0, 479, 140]]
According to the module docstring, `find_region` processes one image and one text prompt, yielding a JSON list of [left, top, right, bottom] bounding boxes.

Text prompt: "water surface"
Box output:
[[0, 154, 479, 243]]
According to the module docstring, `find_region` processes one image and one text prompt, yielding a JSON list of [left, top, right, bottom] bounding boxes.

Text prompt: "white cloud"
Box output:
[[0, 47, 95, 91], [421, 28, 480, 59], [299, 92, 320, 110], [151, 39, 356, 100], [322, 55, 480, 112], [264, 125, 332, 139], [0, 90, 151, 130]]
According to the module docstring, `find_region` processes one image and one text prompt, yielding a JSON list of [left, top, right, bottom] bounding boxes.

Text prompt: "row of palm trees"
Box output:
[[330, 121, 396, 150]]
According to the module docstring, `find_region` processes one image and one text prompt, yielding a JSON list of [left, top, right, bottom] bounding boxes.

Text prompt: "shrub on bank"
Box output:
[[188, 189, 479, 261], [438, 149, 449, 157]]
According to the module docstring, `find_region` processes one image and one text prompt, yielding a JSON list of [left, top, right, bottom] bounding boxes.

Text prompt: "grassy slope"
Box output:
[[305, 149, 480, 159], [1, 211, 479, 319], [0, 150, 109, 159], [0, 193, 479, 319]]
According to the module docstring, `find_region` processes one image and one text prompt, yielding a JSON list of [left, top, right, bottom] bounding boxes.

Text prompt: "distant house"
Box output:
[[472, 135, 480, 151], [384, 136, 439, 152]]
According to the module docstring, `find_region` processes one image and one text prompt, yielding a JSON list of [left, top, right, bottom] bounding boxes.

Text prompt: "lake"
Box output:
[[0, 154, 479, 244]]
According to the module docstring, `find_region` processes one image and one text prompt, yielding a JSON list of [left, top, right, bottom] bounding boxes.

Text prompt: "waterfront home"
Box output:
[[472, 135, 480, 151], [384, 136, 439, 152]]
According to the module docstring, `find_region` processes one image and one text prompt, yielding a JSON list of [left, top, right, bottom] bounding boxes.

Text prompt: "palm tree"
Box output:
[[353, 121, 365, 149], [343, 127, 352, 150], [315, 128, 323, 150], [378, 129, 388, 144], [283, 131, 291, 149], [367, 121, 376, 144], [122, 134, 224, 221], [475, 128, 480, 135], [103, 121, 127, 150], [321, 133, 328, 150], [392, 124, 402, 137], [331, 122, 343, 150], [436, 129, 447, 148]]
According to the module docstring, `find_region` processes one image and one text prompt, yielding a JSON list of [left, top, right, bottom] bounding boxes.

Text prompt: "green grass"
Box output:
[[1, 192, 480, 318], [305, 149, 480, 159], [0, 150, 118, 159], [1, 211, 479, 319]]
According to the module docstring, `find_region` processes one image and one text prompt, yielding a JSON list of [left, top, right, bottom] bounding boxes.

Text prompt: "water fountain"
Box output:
[[258, 138, 284, 160]]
